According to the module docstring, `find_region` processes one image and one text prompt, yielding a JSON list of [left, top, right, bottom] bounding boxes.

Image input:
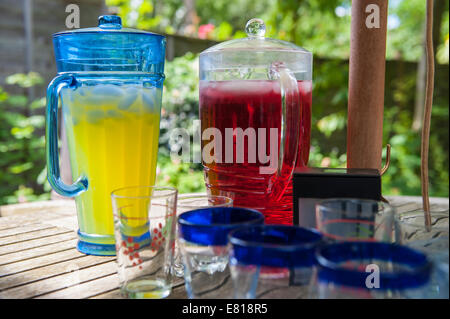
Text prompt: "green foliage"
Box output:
[[387, 0, 448, 63], [5, 72, 43, 88], [159, 52, 199, 159], [106, 0, 449, 63], [379, 60, 449, 197], [106, 0, 185, 34], [156, 155, 205, 194], [308, 58, 349, 164], [0, 73, 50, 205], [436, 10, 449, 64], [156, 52, 449, 198], [195, 0, 271, 31], [262, 0, 351, 58], [157, 53, 205, 194]]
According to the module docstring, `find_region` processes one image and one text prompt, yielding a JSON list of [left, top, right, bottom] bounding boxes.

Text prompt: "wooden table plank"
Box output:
[[90, 289, 123, 299], [35, 273, 120, 299], [0, 238, 78, 265], [42, 215, 78, 231], [0, 255, 114, 291], [0, 200, 76, 217], [0, 227, 73, 246], [1, 261, 117, 299], [0, 232, 76, 256], [386, 196, 449, 209], [0, 248, 85, 277], [168, 281, 189, 299], [0, 211, 68, 230], [0, 223, 55, 238]]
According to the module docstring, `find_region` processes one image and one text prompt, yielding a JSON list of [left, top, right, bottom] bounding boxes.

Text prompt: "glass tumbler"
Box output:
[[229, 225, 323, 299], [396, 210, 449, 298], [316, 199, 395, 242], [173, 195, 233, 277], [111, 186, 177, 299], [178, 207, 264, 299], [311, 242, 432, 299]]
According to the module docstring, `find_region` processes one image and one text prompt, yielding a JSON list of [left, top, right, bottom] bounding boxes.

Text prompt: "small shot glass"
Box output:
[[173, 195, 233, 277], [311, 242, 432, 299], [178, 207, 264, 299], [111, 186, 178, 299], [316, 198, 395, 242], [228, 225, 323, 299]]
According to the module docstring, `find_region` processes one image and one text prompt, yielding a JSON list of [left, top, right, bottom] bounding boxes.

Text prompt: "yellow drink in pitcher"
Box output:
[[61, 84, 161, 253]]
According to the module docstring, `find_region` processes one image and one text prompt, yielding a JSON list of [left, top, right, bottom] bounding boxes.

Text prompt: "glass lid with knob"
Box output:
[[199, 18, 312, 81]]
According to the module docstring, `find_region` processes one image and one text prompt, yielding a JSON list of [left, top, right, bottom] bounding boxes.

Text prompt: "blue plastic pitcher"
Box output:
[[46, 16, 166, 256]]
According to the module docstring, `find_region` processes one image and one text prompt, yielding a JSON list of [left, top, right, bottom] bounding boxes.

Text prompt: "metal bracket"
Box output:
[[381, 144, 391, 176], [380, 144, 391, 203]]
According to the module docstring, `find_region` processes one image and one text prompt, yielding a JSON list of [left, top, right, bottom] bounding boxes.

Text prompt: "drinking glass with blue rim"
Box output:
[[311, 242, 433, 299], [178, 207, 264, 299], [228, 225, 323, 299]]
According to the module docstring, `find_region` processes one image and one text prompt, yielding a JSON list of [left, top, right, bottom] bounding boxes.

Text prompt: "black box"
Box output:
[[292, 167, 381, 227]]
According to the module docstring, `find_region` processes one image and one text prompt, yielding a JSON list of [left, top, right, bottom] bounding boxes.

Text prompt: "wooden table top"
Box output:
[[0, 196, 448, 299]]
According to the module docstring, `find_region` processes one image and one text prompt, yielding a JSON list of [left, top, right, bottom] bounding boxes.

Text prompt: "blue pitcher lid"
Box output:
[[52, 15, 166, 74], [54, 15, 158, 36]]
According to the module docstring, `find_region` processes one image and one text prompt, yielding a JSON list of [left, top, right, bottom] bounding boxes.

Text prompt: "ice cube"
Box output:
[[142, 88, 161, 112], [76, 86, 90, 97], [299, 80, 312, 94], [118, 87, 138, 110], [83, 84, 124, 104], [91, 84, 124, 97], [107, 109, 121, 118], [86, 110, 104, 124], [72, 116, 80, 126], [216, 80, 274, 95], [60, 88, 74, 102]]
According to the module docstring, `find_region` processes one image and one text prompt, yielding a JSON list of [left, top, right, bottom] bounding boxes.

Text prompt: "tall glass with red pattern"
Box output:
[[199, 19, 313, 224]]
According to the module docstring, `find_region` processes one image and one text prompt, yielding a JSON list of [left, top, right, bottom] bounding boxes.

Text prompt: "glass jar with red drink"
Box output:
[[199, 19, 313, 225]]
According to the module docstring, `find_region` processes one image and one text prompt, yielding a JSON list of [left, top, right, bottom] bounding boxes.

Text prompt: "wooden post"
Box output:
[[421, 0, 435, 228], [347, 0, 388, 170]]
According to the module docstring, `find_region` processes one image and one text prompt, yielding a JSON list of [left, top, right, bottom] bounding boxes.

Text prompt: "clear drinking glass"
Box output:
[[173, 195, 233, 277], [178, 207, 264, 299], [396, 210, 449, 298], [310, 242, 432, 299], [111, 186, 177, 299], [229, 225, 323, 299], [316, 199, 395, 242]]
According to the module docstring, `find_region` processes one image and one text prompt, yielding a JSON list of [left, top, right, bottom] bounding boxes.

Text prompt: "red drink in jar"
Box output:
[[200, 80, 312, 224]]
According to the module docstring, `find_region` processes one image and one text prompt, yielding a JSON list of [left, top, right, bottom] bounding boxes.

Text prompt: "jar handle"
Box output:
[[265, 63, 300, 200], [46, 74, 88, 197]]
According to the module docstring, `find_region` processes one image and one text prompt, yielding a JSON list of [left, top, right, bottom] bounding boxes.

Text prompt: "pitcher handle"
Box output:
[[265, 63, 300, 200], [46, 74, 88, 197]]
